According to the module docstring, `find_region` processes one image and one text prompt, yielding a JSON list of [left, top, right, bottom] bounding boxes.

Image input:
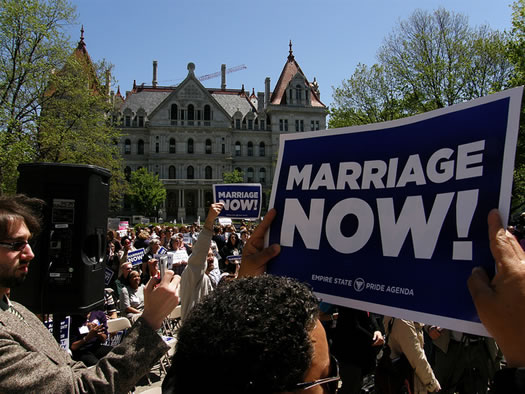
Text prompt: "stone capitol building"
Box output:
[[115, 43, 327, 222]]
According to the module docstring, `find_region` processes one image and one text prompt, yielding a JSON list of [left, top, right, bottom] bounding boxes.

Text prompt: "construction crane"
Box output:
[[197, 64, 247, 82]]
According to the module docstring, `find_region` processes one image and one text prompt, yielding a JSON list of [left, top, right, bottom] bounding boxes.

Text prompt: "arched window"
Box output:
[[188, 104, 195, 121], [259, 168, 266, 184], [259, 142, 265, 157], [247, 142, 253, 157], [247, 167, 254, 183], [235, 141, 241, 156], [205, 139, 212, 154], [187, 138, 194, 154], [205, 166, 212, 179], [169, 166, 176, 179], [204, 105, 211, 121], [170, 104, 178, 120], [169, 138, 176, 154], [124, 139, 131, 154], [187, 166, 194, 179], [124, 166, 132, 181], [137, 139, 144, 155]]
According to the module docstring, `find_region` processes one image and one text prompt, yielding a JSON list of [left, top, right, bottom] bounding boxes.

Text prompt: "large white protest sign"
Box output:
[[267, 87, 523, 336]]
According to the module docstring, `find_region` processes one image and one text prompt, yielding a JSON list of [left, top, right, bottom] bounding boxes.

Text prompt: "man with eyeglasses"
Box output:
[[0, 194, 181, 393]]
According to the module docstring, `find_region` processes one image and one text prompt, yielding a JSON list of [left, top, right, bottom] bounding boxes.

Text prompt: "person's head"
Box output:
[[124, 269, 141, 289], [227, 232, 239, 247], [121, 236, 132, 249], [119, 262, 132, 279], [0, 195, 43, 292], [163, 275, 336, 394], [240, 230, 249, 243], [149, 238, 160, 252]]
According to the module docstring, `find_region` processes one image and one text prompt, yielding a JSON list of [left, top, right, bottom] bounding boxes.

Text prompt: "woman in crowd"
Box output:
[[120, 270, 145, 323], [384, 317, 441, 393], [70, 310, 112, 366], [219, 232, 243, 270]]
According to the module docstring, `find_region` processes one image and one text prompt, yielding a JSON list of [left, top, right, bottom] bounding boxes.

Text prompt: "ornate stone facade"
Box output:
[[116, 44, 327, 221]]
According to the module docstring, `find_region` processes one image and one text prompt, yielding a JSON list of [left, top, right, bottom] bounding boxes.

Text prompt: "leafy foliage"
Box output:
[[223, 169, 244, 183], [128, 168, 167, 217], [0, 0, 76, 193], [36, 55, 126, 209], [330, 8, 513, 128]]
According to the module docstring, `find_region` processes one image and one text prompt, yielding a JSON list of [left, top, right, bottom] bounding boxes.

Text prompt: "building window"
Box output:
[[124, 139, 131, 154], [132, 116, 137, 127], [137, 139, 144, 155], [300, 120, 304, 132], [170, 104, 178, 122], [188, 104, 194, 125], [205, 139, 212, 154], [124, 166, 131, 181], [296, 84, 302, 102], [236, 119, 241, 129], [279, 119, 283, 131], [155, 142, 159, 153], [205, 166, 212, 179], [316, 120, 320, 130], [247, 141, 253, 157], [311, 120, 315, 131], [295, 120, 300, 132], [169, 166, 176, 179], [260, 120, 265, 130], [248, 119, 253, 130], [125, 116, 131, 127], [204, 105, 211, 125], [259, 142, 265, 157], [222, 144, 225, 154], [138, 116, 144, 127], [235, 141, 241, 156], [187, 138, 194, 154], [169, 138, 176, 154], [187, 166, 194, 179], [247, 167, 254, 183], [259, 168, 266, 184]]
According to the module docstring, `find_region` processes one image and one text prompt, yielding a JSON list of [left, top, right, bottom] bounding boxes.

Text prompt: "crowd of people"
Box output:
[[1, 194, 525, 393]]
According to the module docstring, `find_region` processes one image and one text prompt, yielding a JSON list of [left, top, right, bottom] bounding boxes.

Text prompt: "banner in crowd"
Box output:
[[213, 183, 262, 219], [127, 248, 145, 266], [104, 267, 114, 286], [167, 249, 189, 265], [267, 87, 523, 336]]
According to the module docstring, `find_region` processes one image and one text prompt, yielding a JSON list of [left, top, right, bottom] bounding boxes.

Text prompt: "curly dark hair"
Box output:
[[0, 194, 44, 240], [162, 275, 320, 394]]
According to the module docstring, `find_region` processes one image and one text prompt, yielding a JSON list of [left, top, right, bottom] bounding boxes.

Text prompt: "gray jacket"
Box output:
[[0, 301, 168, 393]]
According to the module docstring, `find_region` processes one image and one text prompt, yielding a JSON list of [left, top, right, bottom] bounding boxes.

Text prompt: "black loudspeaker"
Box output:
[[11, 163, 111, 314]]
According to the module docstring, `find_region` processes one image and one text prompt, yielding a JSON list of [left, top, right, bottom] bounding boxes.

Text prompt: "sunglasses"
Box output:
[[293, 354, 341, 393], [0, 240, 30, 252]]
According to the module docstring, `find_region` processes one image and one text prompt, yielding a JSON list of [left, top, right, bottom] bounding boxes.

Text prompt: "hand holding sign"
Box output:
[[468, 209, 525, 367], [239, 208, 281, 278]]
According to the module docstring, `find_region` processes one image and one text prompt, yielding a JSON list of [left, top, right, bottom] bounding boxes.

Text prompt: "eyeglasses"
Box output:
[[293, 354, 341, 393], [0, 240, 30, 252]]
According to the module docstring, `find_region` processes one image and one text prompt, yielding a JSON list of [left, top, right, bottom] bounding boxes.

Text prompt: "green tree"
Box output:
[[36, 55, 127, 209], [329, 63, 409, 128], [509, 0, 525, 210], [128, 168, 167, 217], [330, 8, 513, 128], [223, 169, 244, 183], [0, 0, 76, 193]]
